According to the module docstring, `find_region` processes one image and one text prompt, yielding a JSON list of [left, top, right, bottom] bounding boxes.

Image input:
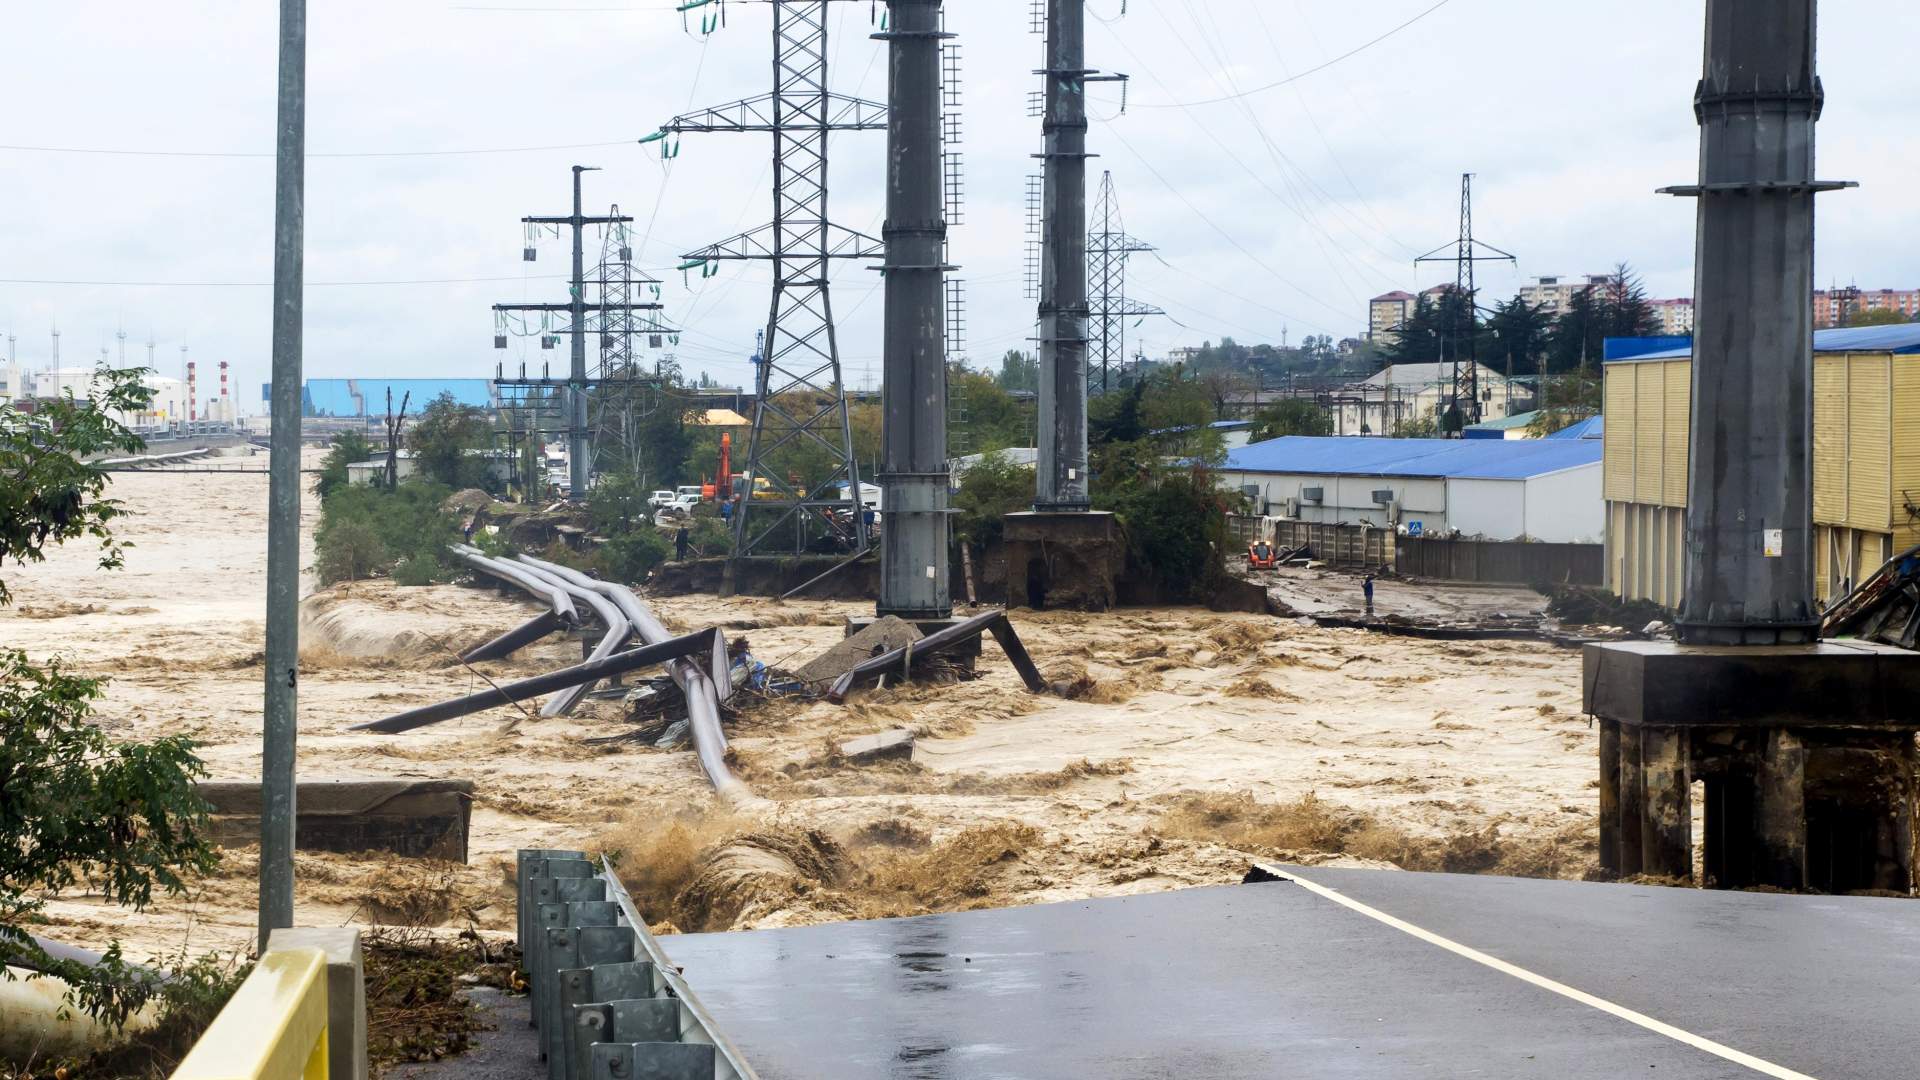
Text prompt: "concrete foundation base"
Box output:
[[1584, 641, 1920, 893], [1000, 511, 1123, 611]]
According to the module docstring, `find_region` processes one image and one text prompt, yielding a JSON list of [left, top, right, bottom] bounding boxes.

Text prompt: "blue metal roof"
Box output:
[[1224, 436, 1602, 481], [1608, 324, 1920, 362], [1604, 335, 1692, 361], [302, 379, 497, 417], [1547, 414, 1605, 440]]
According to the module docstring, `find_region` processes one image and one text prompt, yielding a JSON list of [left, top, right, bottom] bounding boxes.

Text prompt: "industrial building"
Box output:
[[301, 378, 497, 418], [1602, 324, 1920, 608], [1219, 436, 1603, 543], [1326, 362, 1529, 436]]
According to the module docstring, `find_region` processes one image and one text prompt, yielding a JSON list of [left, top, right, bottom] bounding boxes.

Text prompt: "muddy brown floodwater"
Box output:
[[3, 460, 1597, 962]]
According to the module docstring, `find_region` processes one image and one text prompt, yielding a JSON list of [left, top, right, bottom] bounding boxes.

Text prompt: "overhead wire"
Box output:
[[1113, 0, 1454, 109]]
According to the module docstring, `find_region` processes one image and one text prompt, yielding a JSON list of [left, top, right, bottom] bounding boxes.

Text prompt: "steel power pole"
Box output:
[[875, 0, 953, 620], [654, 1, 886, 564], [1414, 173, 1513, 433], [1035, 0, 1091, 510], [494, 167, 666, 498], [1088, 170, 1163, 393], [1664, 0, 1850, 644], [260, 0, 305, 944]]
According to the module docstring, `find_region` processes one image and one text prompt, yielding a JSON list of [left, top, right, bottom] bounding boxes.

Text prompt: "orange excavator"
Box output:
[[1248, 539, 1279, 570]]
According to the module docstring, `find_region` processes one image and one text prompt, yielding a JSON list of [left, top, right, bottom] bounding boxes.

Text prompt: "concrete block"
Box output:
[[266, 927, 367, 1080], [1582, 640, 1920, 730], [839, 729, 915, 764], [199, 778, 474, 861], [797, 615, 922, 687]]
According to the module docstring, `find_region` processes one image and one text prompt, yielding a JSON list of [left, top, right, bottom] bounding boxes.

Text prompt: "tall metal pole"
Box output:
[[1667, 0, 1846, 645], [569, 165, 593, 498], [259, 0, 305, 944], [876, 0, 952, 620], [1034, 0, 1090, 511]]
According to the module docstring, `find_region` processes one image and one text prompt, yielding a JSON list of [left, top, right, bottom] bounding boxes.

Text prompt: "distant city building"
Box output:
[[1165, 346, 1204, 367], [302, 378, 497, 418], [1518, 274, 1611, 317], [1325, 361, 1527, 436], [1650, 298, 1695, 336], [1367, 291, 1416, 343], [3, 365, 193, 429], [1813, 287, 1920, 328]]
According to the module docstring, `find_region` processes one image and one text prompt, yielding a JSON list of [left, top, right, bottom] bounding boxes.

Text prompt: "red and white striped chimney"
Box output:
[[219, 361, 230, 420], [187, 361, 197, 422]]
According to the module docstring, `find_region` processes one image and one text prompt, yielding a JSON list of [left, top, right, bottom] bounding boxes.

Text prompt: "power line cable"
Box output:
[[0, 140, 637, 159], [1109, 0, 1454, 109]]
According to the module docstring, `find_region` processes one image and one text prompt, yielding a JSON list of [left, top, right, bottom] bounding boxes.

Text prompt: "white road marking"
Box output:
[[1255, 864, 1819, 1080]]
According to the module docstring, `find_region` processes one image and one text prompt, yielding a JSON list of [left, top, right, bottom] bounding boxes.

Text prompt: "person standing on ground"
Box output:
[[1363, 573, 1376, 617], [675, 525, 691, 562]]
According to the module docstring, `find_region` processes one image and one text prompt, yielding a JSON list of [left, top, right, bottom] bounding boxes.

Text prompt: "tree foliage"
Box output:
[[1, 368, 220, 1029], [1844, 306, 1914, 327], [1251, 398, 1332, 440], [952, 452, 1035, 553], [0, 366, 150, 606], [314, 430, 372, 501], [406, 392, 496, 491], [314, 481, 461, 585]]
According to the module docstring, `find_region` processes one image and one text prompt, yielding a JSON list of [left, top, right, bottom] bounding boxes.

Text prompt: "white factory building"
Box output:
[[1218, 435, 1605, 543], [2, 363, 229, 429]]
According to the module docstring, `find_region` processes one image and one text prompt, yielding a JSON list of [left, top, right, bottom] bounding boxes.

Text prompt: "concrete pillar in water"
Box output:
[[1640, 727, 1692, 881], [1757, 729, 1808, 890]]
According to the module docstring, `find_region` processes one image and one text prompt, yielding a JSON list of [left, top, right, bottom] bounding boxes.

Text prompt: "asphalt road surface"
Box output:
[[659, 867, 1919, 1079]]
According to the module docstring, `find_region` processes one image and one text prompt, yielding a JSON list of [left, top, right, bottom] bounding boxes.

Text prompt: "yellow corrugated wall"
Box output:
[[1890, 358, 1920, 550], [1846, 354, 1891, 532], [1813, 356, 1848, 523], [1604, 366, 1636, 502], [1634, 364, 1664, 502], [1661, 361, 1690, 507]]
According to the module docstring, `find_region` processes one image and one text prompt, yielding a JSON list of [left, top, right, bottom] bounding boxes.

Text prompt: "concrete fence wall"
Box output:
[[1395, 536, 1603, 586], [1230, 516, 1393, 569]]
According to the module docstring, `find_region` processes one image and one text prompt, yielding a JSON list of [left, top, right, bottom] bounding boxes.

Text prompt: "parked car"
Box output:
[[675, 485, 705, 504], [671, 492, 704, 513], [647, 490, 675, 509]]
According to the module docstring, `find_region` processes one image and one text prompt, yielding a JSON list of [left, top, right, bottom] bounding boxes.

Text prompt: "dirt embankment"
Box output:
[[3, 464, 1598, 960]]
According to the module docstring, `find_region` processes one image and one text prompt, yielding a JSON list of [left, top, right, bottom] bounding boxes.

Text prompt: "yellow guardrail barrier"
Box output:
[[169, 946, 329, 1080]]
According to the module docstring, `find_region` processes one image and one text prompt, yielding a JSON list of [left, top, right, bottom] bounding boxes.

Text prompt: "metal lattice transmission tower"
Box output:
[[493, 167, 674, 498], [590, 210, 678, 481], [1087, 170, 1162, 393], [1414, 173, 1513, 433], [656, 1, 886, 561]]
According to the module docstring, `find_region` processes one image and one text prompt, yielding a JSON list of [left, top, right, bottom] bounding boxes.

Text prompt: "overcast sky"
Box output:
[[3, 0, 1916, 411]]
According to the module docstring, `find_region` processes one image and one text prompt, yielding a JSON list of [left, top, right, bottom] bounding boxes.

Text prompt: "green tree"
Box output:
[[1, 367, 219, 1028], [952, 452, 1035, 553], [1, 366, 152, 605], [1486, 295, 1551, 381], [1547, 263, 1660, 373], [587, 471, 654, 534], [314, 430, 372, 501], [407, 392, 495, 491], [313, 481, 461, 586], [1250, 398, 1333, 440], [1846, 307, 1913, 327], [949, 363, 1035, 454], [996, 349, 1039, 393]]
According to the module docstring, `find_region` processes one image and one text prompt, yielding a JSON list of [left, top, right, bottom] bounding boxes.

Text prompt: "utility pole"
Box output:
[[653, 1, 885, 565], [1415, 174, 1513, 433], [1035, 0, 1091, 509], [1661, 0, 1850, 645], [260, 0, 305, 945], [875, 0, 953, 621], [1087, 170, 1163, 394], [492, 167, 665, 498]]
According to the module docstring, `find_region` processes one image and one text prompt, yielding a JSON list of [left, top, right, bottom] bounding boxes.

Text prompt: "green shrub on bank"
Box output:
[[315, 481, 460, 585], [596, 530, 671, 584]]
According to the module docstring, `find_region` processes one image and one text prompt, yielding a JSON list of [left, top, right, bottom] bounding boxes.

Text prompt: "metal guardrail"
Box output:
[[169, 946, 330, 1080], [519, 849, 757, 1080]]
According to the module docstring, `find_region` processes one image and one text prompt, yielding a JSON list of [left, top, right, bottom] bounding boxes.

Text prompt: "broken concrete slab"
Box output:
[[839, 729, 915, 764], [198, 778, 474, 862], [796, 615, 922, 687]]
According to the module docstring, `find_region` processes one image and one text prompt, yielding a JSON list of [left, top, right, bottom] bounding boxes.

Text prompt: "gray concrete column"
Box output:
[[1640, 727, 1692, 881], [1757, 728, 1808, 890], [1618, 726, 1645, 876], [1598, 720, 1621, 877]]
